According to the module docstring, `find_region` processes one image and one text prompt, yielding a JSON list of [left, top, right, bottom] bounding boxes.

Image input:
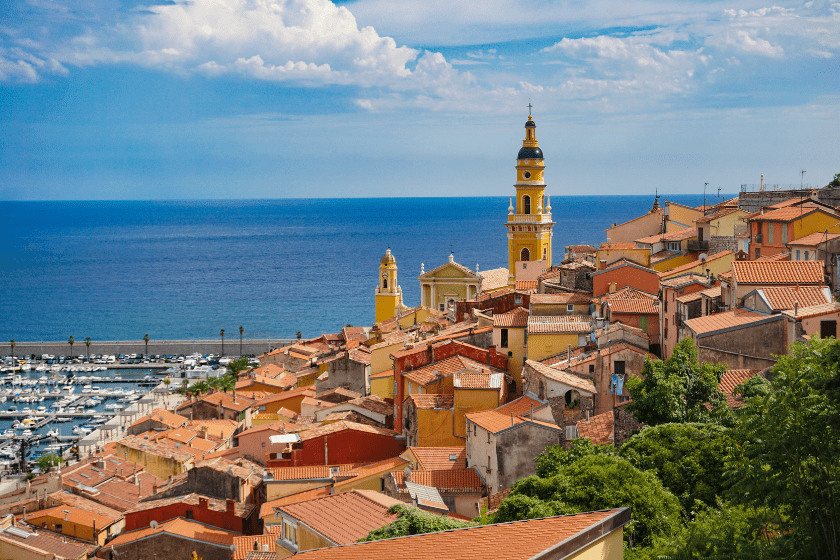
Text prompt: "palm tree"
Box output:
[[9, 340, 15, 366], [84, 337, 91, 358], [296, 331, 302, 340], [68, 336, 75, 358], [220, 329, 225, 356], [239, 326, 244, 357], [143, 334, 150, 358]]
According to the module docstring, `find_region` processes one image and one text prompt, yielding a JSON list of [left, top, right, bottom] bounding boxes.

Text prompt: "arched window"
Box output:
[[520, 248, 530, 262], [382, 278, 388, 289], [542, 247, 547, 261], [523, 195, 531, 214], [565, 389, 580, 408]]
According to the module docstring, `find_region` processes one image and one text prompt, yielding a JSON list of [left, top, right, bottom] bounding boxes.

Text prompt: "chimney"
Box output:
[[226, 499, 235, 515], [488, 346, 496, 362], [199, 497, 209, 509], [794, 301, 799, 316], [510, 413, 514, 427], [152, 484, 157, 495], [600, 260, 607, 271]]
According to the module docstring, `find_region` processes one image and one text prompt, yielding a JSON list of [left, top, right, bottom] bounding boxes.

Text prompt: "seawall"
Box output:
[[0, 339, 297, 359]]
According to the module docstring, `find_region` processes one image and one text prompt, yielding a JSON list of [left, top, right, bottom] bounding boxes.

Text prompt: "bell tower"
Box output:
[[506, 112, 554, 283], [375, 248, 404, 323]]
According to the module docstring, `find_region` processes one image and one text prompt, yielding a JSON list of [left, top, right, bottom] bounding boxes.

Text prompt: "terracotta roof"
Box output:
[[515, 280, 538, 291], [251, 387, 316, 407], [684, 309, 772, 336], [187, 419, 239, 440], [348, 346, 372, 365], [297, 420, 398, 441], [599, 321, 650, 340], [260, 486, 333, 517], [525, 359, 596, 394], [129, 408, 188, 430], [659, 273, 709, 288], [333, 456, 410, 488], [577, 411, 614, 445], [84, 473, 163, 511], [479, 267, 511, 292], [279, 490, 402, 545], [408, 447, 467, 471], [392, 468, 484, 493], [781, 301, 840, 320], [465, 395, 552, 434], [658, 251, 734, 279], [700, 285, 721, 298], [48, 490, 125, 520], [177, 391, 255, 413], [334, 395, 394, 416], [0, 523, 91, 559], [566, 244, 596, 253], [635, 227, 697, 244], [732, 260, 824, 285], [238, 419, 305, 438], [529, 293, 592, 305], [117, 435, 195, 463], [606, 299, 658, 314], [595, 286, 657, 304], [493, 307, 530, 328], [757, 286, 830, 310], [265, 464, 361, 481], [675, 291, 703, 304], [292, 509, 628, 560], [107, 517, 236, 549], [403, 355, 503, 386], [234, 535, 276, 560], [247, 363, 286, 378], [193, 456, 263, 482], [751, 206, 835, 223], [370, 368, 394, 380], [787, 231, 840, 246], [694, 207, 743, 223], [600, 242, 638, 250], [720, 369, 761, 395], [127, 492, 254, 519], [407, 394, 454, 410], [527, 316, 592, 334], [453, 371, 503, 389], [27, 503, 119, 529]]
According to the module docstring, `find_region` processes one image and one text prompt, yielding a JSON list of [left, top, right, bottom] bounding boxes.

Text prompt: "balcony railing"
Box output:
[[507, 213, 552, 223], [687, 240, 709, 252]]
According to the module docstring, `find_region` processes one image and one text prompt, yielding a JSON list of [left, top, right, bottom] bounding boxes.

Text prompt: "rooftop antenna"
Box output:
[[801, 169, 806, 188], [717, 186, 722, 202], [703, 183, 709, 215]]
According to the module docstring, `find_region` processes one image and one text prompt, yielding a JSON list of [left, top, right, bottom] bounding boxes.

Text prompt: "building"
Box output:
[[505, 114, 555, 282], [383, 468, 486, 518], [465, 396, 561, 494], [659, 273, 710, 359], [375, 248, 407, 324], [104, 517, 237, 560], [748, 206, 840, 259], [24, 503, 122, 545], [684, 310, 788, 370], [124, 493, 259, 535], [176, 391, 255, 422], [493, 307, 529, 390], [521, 359, 596, 444], [592, 260, 659, 297], [291, 508, 631, 560], [418, 254, 483, 311], [127, 408, 188, 436], [783, 302, 840, 340], [526, 316, 592, 362], [0, 515, 90, 560]]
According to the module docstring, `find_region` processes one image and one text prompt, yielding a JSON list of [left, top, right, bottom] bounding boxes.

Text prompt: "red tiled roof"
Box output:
[[408, 447, 467, 471], [453, 371, 502, 389], [106, 517, 236, 549], [279, 490, 402, 545], [529, 293, 592, 306], [635, 227, 697, 244], [407, 394, 454, 410], [493, 307, 529, 328], [525, 359, 596, 394], [675, 291, 703, 304], [0, 522, 91, 558], [732, 260, 824, 285], [233, 535, 276, 560], [333, 456, 410, 488], [684, 309, 769, 335], [515, 280, 538, 291], [465, 395, 551, 434], [125, 492, 255, 518], [720, 369, 761, 395], [694, 207, 743, 223], [659, 273, 709, 288], [266, 464, 361, 481], [297, 420, 398, 441], [751, 206, 835, 223], [392, 468, 484, 493], [527, 316, 592, 334], [576, 411, 614, 445], [599, 242, 638, 249], [478, 267, 510, 292], [403, 355, 502, 386], [606, 299, 658, 314], [27, 503, 119, 529], [292, 509, 627, 560], [781, 301, 840, 319], [658, 251, 734, 279], [758, 286, 830, 310], [129, 408, 188, 429], [787, 231, 840, 246]]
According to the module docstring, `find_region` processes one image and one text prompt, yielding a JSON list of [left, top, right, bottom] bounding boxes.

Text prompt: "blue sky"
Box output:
[[1, 0, 837, 200]]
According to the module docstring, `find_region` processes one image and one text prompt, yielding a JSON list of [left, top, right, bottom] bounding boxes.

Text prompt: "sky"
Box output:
[[0, 0, 837, 200]]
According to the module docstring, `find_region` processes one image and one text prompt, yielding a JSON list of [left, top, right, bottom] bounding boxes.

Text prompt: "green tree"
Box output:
[[828, 172, 840, 188], [626, 338, 726, 426], [144, 333, 150, 358], [84, 337, 91, 358], [227, 357, 251, 377], [536, 438, 615, 478], [35, 453, 61, 472], [296, 331, 302, 340], [220, 329, 225, 356], [68, 335, 75, 357], [618, 423, 734, 510], [725, 338, 840, 560], [360, 504, 474, 541], [496, 454, 682, 548]]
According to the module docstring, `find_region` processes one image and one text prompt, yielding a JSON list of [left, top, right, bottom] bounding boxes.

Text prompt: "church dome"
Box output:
[[525, 118, 536, 128], [518, 146, 543, 159], [381, 248, 396, 265]]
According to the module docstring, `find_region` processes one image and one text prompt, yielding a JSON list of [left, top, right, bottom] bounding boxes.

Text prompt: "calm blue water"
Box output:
[[0, 196, 715, 340]]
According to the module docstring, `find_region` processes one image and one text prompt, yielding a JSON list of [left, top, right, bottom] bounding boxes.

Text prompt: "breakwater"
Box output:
[[1, 339, 297, 359]]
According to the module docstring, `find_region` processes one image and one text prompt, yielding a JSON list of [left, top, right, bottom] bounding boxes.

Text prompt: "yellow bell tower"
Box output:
[[375, 248, 404, 323], [506, 112, 554, 283]]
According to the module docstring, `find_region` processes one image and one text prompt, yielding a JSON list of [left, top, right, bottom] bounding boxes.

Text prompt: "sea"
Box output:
[[0, 196, 716, 342]]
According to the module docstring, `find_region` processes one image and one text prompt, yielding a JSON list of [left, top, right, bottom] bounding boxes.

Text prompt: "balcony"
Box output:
[[753, 234, 762, 243], [687, 240, 709, 252], [507, 213, 553, 224]]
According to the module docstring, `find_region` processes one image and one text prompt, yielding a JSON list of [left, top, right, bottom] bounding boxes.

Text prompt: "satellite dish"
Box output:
[[403, 466, 412, 480], [150, 520, 158, 529], [230, 544, 238, 552], [699, 253, 708, 263]]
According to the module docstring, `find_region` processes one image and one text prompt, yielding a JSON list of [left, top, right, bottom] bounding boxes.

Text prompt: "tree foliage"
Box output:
[[35, 453, 61, 472], [360, 504, 474, 541], [496, 453, 682, 548], [725, 338, 840, 560], [227, 357, 251, 376], [619, 423, 734, 511], [536, 437, 615, 478], [626, 338, 726, 426], [828, 172, 840, 188]]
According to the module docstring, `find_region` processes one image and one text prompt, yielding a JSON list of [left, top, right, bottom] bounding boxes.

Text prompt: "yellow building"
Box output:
[[506, 114, 555, 283], [115, 436, 195, 479], [419, 254, 482, 311], [526, 316, 592, 362], [375, 248, 407, 324], [25, 504, 122, 545], [493, 307, 529, 394], [369, 369, 394, 400]]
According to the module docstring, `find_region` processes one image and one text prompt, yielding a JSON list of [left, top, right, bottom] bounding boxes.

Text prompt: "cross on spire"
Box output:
[[527, 100, 533, 115]]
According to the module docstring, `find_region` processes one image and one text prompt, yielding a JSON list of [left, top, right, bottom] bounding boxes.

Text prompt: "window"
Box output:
[[564, 389, 580, 408], [515, 295, 522, 305], [523, 195, 531, 214], [382, 278, 388, 289], [768, 223, 774, 244], [520, 248, 530, 261], [639, 316, 648, 332], [439, 303, 445, 311], [589, 365, 595, 373], [567, 304, 574, 313], [261, 442, 266, 447], [54, 524, 62, 533], [186, 510, 194, 520], [614, 361, 626, 376], [796, 249, 801, 260], [782, 225, 787, 244], [805, 251, 810, 260], [500, 328, 509, 348], [543, 247, 547, 260], [755, 248, 761, 259]]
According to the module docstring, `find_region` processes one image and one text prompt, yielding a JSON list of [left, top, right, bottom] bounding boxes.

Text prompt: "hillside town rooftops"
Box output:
[[731, 260, 824, 285], [493, 307, 529, 328], [527, 316, 592, 334], [407, 394, 454, 410], [525, 359, 597, 394], [408, 447, 467, 471], [684, 309, 774, 336]]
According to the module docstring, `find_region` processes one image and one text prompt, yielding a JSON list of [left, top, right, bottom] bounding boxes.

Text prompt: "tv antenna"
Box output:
[[801, 169, 806, 188]]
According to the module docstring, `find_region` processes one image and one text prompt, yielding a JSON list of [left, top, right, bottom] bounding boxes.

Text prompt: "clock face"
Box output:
[[382, 272, 388, 278]]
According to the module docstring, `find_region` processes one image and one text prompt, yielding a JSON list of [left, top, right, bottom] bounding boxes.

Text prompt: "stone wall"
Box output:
[[546, 395, 594, 449], [613, 403, 642, 447], [696, 315, 787, 370], [495, 423, 562, 492], [109, 532, 233, 560], [738, 187, 840, 212], [709, 235, 738, 255], [1, 339, 295, 360], [325, 354, 368, 395]]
